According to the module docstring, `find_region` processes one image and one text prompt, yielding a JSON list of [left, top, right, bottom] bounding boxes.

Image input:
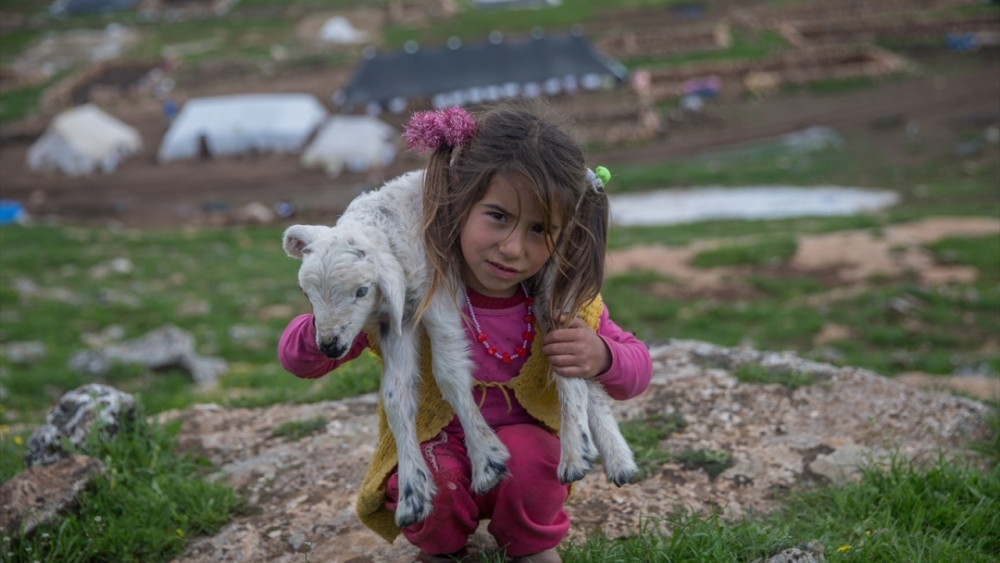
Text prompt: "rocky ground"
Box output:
[[149, 339, 994, 563]]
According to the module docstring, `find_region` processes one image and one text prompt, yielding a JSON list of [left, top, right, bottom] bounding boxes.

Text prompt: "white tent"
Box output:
[[26, 104, 142, 176], [318, 16, 369, 44], [157, 94, 328, 162], [300, 115, 398, 176]]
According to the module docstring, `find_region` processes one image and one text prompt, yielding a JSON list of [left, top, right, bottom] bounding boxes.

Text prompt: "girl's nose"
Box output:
[[498, 229, 523, 257]]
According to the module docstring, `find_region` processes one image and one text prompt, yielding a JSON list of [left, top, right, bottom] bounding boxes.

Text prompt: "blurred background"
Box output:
[[0, 0, 997, 424]]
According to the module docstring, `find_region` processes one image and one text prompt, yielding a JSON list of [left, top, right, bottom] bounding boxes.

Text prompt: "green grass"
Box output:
[[623, 28, 789, 70], [691, 236, 798, 268], [735, 363, 815, 389], [380, 0, 716, 49], [0, 224, 380, 425], [674, 448, 734, 478], [271, 415, 328, 441], [2, 403, 241, 562], [599, 121, 999, 376], [556, 457, 1000, 562], [0, 28, 43, 64], [619, 413, 687, 481], [0, 81, 50, 123]]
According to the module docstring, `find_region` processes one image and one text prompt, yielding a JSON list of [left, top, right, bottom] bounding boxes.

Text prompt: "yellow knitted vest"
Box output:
[[356, 295, 604, 543]]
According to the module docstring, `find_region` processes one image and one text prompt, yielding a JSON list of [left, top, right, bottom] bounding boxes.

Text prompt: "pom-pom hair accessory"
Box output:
[[586, 165, 612, 193], [404, 106, 477, 154]]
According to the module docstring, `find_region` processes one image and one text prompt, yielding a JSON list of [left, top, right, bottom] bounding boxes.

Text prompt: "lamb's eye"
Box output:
[[355, 287, 368, 299]]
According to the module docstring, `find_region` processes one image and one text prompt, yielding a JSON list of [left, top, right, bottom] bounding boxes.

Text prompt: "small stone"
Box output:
[[288, 532, 306, 550], [0, 341, 46, 365], [754, 541, 825, 563]]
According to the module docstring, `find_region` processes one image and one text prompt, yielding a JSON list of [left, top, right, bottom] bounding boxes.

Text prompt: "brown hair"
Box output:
[[419, 101, 609, 329]]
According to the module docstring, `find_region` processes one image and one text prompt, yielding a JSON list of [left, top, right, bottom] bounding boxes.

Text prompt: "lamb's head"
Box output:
[[283, 224, 405, 359]]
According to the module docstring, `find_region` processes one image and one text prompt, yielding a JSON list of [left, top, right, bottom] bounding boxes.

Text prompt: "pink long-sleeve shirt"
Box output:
[[278, 289, 652, 431]]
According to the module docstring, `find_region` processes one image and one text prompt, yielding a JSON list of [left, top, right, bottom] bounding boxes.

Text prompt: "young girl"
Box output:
[[278, 104, 652, 563]]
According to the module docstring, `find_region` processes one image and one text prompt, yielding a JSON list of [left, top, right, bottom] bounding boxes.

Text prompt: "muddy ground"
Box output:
[[0, 48, 998, 228]]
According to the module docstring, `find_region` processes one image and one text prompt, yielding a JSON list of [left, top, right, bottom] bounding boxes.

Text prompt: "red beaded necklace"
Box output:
[[465, 283, 536, 364]]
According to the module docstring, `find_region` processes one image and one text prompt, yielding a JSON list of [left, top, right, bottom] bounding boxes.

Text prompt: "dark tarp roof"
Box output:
[[340, 33, 628, 108], [49, 0, 139, 16]]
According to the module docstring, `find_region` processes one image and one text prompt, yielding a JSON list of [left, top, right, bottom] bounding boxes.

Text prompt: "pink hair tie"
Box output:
[[404, 106, 476, 154]]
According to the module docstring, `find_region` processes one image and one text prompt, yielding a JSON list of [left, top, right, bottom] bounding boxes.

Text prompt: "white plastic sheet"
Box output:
[[608, 186, 900, 226]]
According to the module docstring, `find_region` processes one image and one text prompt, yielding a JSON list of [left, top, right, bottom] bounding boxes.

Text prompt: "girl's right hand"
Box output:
[[541, 316, 611, 379]]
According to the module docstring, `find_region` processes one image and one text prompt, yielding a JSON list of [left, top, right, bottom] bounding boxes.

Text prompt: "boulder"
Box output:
[[0, 455, 106, 537], [23, 383, 134, 466], [67, 325, 227, 386]]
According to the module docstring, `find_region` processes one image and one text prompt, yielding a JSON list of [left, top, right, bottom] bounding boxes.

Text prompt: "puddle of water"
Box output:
[[608, 186, 899, 226]]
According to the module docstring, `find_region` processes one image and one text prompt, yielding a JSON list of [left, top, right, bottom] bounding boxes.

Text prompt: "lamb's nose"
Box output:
[[318, 340, 348, 359]]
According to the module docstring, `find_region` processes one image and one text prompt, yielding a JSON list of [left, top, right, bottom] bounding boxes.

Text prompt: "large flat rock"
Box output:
[[160, 340, 992, 562]]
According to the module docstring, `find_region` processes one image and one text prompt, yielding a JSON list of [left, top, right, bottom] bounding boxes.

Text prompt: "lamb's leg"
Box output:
[[423, 291, 510, 494], [555, 375, 597, 484], [381, 322, 436, 528], [586, 380, 638, 487]]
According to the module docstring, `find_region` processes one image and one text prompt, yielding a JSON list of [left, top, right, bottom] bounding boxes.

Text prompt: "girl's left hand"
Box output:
[[541, 316, 611, 379]]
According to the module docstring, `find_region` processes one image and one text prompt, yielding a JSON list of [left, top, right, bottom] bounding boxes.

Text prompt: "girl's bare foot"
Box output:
[[512, 548, 562, 563]]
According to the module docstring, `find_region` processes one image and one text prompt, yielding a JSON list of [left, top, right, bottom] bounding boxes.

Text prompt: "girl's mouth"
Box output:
[[487, 261, 518, 279]]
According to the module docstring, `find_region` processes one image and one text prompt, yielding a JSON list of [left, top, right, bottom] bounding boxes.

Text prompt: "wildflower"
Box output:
[[837, 545, 852, 553], [13, 436, 22, 446], [176, 529, 185, 538], [94, 516, 102, 523]]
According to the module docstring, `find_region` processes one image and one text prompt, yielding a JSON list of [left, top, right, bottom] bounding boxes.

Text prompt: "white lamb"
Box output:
[[282, 170, 636, 528]]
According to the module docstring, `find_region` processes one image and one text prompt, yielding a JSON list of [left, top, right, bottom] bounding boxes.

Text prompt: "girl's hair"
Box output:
[[420, 101, 610, 328]]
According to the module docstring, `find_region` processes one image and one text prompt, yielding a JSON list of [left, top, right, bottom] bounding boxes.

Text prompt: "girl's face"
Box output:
[[459, 173, 559, 298]]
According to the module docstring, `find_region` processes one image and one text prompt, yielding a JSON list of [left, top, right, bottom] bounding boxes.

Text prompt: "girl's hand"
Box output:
[[541, 316, 611, 379]]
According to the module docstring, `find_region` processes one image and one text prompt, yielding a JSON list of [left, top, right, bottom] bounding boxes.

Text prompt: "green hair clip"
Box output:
[[586, 166, 612, 193], [594, 166, 611, 186]]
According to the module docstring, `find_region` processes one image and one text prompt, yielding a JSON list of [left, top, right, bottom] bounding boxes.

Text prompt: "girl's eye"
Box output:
[[488, 211, 506, 222], [355, 287, 368, 299], [531, 225, 546, 234]]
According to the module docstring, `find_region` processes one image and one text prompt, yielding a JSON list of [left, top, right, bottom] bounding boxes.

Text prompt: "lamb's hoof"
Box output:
[[395, 495, 432, 528], [606, 464, 638, 487], [394, 481, 434, 528], [470, 457, 509, 495], [558, 459, 593, 485]]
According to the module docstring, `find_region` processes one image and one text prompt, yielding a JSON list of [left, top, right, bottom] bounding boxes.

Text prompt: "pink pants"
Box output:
[[385, 424, 570, 557]]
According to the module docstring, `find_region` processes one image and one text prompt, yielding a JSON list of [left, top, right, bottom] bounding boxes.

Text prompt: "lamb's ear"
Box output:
[[376, 250, 406, 337], [282, 225, 331, 259]]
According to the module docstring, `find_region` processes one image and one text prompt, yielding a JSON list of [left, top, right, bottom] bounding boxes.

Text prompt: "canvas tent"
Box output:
[[300, 115, 398, 176], [158, 94, 328, 162], [27, 103, 142, 176], [319, 16, 370, 44], [338, 32, 628, 111]]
